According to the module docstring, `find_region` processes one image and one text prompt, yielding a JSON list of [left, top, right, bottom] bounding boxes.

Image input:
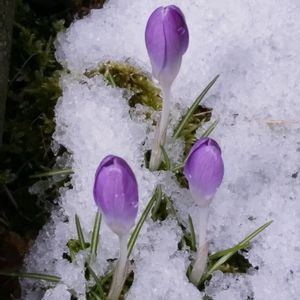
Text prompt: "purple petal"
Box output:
[[93, 155, 138, 235], [184, 138, 224, 205], [164, 5, 189, 55], [145, 5, 189, 85], [145, 7, 165, 79]]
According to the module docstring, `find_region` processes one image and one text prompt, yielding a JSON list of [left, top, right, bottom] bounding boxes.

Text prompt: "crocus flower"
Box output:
[[146, 5, 189, 170], [184, 138, 224, 285], [184, 138, 224, 207], [93, 155, 138, 300], [145, 5, 189, 86], [93, 155, 138, 236]]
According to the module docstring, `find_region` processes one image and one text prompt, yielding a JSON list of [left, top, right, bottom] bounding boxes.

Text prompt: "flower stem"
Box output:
[[107, 234, 129, 300], [190, 206, 209, 285], [149, 84, 171, 170]]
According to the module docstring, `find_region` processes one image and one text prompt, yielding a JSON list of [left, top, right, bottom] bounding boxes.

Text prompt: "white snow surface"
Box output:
[[23, 0, 300, 299]]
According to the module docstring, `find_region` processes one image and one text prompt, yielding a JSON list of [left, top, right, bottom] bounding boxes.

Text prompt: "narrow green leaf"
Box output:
[[30, 168, 73, 178], [209, 220, 273, 261], [201, 120, 218, 138], [89, 290, 103, 300], [86, 265, 105, 299], [203, 220, 273, 282], [160, 145, 171, 170], [75, 214, 86, 250], [237, 220, 273, 248], [173, 75, 219, 139], [100, 271, 113, 286], [90, 212, 102, 258], [0, 271, 61, 283], [127, 185, 161, 257], [188, 214, 196, 252], [150, 185, 163, 221], [202, 251, 234, 283], [208, 245, 237, 261], [171, 162, 184, 172]]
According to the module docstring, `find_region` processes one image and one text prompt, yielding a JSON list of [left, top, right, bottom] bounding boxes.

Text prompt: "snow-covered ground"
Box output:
[[23, 0, 300, 299]]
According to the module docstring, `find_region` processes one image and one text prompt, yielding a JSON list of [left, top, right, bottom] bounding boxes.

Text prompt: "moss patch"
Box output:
[[85, 61, 162, 111]]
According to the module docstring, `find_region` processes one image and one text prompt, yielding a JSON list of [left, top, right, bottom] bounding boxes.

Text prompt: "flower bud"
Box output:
[[93, 155, 138, 236], [145, 5, 189, 86], [184, 138, 224, 207]]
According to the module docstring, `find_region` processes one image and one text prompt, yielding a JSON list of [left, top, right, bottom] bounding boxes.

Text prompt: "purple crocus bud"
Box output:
[[184, 138, 224, 207], [93, 155, 138, 236], [145, 5, 189, 86]]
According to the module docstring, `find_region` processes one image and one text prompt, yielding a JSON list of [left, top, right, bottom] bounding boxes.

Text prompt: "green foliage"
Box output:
[[0, 271, 61, 283], [90, 212, 102, 259], [64, 194, 156, 299], [0, 0, 67, 233], [216, 251, 252, 274], [86, 270, 134, 300], [180, 105, 212, 155], [128, 185, 160, 257], [173, 75, 219, 155], [151, 190, 176, 222], [196, 221, 273, 288], [66, 239, 90, 262]]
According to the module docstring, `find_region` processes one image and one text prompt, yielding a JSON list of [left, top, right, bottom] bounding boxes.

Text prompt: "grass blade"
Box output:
[[202, 250, 235, 283], [0, 271, 61, 283], [90, 212, 102, 258], [90, 290, 103, 300], [201, 120, 218, 138], [30, 168, 73, 178], [160, 145, 171, 170], [237, 220, 273, 248], [150, 184, 163, 221], [202, 220, 273, 283], [188, 214, 196, 252], [209, 220, 273, 261], [75, 214, 86, 250], [171, 162, 184, 172], [173, 75, 219, 139], [127, 185, 161, 257], [86, 265, 105, 299]]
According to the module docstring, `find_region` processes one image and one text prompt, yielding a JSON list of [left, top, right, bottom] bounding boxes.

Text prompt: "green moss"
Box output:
[[85, 61, 162, 111]]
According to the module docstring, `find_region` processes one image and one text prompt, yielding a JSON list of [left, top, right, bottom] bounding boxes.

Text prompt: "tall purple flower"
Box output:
[[146, 5, 189, 170], [145, 5, 189, 86], [184, 138, 224, 285], [93, 155, 138, 299], [184, 138, 224, 207], [93, 155, 138, 236]]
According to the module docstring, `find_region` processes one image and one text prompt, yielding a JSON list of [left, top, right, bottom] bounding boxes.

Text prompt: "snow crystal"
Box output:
[[42, 285, 70, 300], [24, 0, 300, 299]]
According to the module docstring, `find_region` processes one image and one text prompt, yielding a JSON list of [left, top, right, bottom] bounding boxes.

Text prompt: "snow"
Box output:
[[23, 0, 300, 299]]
